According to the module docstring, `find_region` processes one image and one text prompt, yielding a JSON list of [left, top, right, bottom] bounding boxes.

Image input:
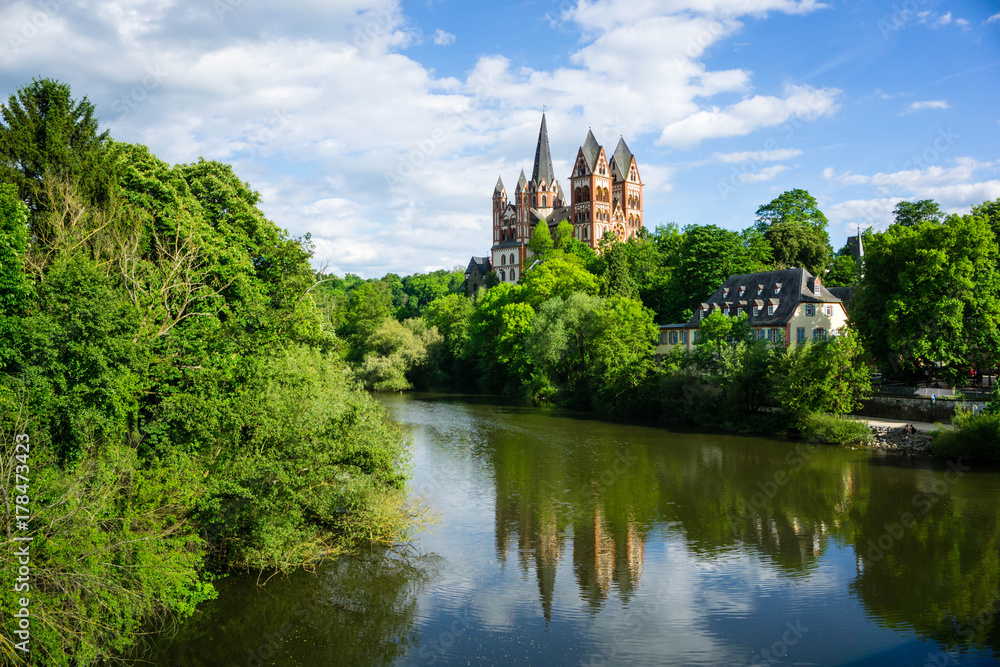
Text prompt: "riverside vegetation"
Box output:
[[0, 80, 420, 665]]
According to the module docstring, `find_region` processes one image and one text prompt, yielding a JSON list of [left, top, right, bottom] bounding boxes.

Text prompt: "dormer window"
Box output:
[[774, 284, 781, 295], [723, 288, 730, 298], [724, 307, 730, 316], [813, 279, 822, 297], [753, 306, 760, 317], [739, 286, 746, 297], [767, 305, 774, 316]]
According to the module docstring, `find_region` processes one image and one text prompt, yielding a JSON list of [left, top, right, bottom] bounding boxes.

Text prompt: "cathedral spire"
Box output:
[[531, 113, 556, 186]]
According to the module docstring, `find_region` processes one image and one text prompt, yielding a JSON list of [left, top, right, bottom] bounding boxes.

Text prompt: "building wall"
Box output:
[[785, 302, 850, 344]]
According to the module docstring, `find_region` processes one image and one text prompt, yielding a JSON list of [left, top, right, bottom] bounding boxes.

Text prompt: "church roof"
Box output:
[[581, 130, 601, 171], [494, 176, 505, 195], [531, 113, 556, 186], [610, 137, 633, 180]]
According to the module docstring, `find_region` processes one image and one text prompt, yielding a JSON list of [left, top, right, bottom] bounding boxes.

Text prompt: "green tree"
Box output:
[[339, 281, 394, 360], [529, 221, 554, 258], [662, 225, 768, 323], [553, 219, 574, 250], [0, 183, 30, 362], [0, 78, 113, 213], [972, 197, 1000, 248], [599, 240, 638, 299], [519, 256, 598, 309], [754, 189, 831, 274], [754, 188, 829, 231], [774, 329, 872, 416], [893, 199, 944, 227], [853, 215, 1000, 383], [466, 283, 533, 391]]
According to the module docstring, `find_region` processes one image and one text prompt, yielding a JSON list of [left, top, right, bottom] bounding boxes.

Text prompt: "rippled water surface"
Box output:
[[140, 394, 1000, 666]]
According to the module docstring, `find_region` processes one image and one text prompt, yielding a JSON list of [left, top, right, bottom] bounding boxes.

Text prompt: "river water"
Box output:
[[141, 394, 1000, 666]]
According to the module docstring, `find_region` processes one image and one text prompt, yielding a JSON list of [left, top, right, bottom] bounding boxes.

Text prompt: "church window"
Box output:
[[499, 269, 506, 281], [542, 195, 547, 207], [511, 269, 516, 281]]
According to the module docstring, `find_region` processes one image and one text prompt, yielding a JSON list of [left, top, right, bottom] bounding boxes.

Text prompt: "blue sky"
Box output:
[[1, 0, 998, 277]]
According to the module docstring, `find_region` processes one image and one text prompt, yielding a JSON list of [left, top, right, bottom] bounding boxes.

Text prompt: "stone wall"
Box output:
[[854, 394, 986, 424]]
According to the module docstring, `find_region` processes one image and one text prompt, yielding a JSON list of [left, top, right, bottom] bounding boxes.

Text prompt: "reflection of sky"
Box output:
[[385, 396, 998, 667]]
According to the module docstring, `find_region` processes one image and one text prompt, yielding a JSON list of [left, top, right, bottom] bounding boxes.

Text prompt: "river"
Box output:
[[138, 394, 1000, 666]]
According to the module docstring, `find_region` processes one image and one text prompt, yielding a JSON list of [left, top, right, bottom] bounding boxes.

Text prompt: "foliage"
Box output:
[[852, 215, 1000, 384], [518, 256, 598, 309], [0, 78, 114, 212], [524, 292, 605, 401], [528, 221, 554, 258], [466, 283, 533, 391], [930, 410, 1000, 463], [796, 412, 872, 445], [894, 199, 945, 227], [599, 239, 638, 299], [0, 184, 30, 362], [661, 224, 768, 323], [754, 189, 831, 274], [355, 318, 444, 391], [773, 329, 872, 416], [553, 219, 573, 250]]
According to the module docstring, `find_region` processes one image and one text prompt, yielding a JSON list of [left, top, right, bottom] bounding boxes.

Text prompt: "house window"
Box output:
[[767, 305, 774, 316], [757, 329, 766, 340], [724, 308, 730, 316], [797, 327, 805, 343], [805, 304, 815, 316], [774, 287, 780, 295], [814, 282, 821, 297], [739, 287, 746, 297], [824, 305, 833, 316], [669, 331, 678, 345], [813, 328, 826, 340], [757, 288, 763, 296], [701, 308, 707, 319], [735, 308, 741, 316], [772, 329, 782, 343], [680, 331, 688, 344], [753, 306, 760, 317]]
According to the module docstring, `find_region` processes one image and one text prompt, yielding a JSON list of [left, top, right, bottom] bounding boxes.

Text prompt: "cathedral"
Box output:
[[484, 114, 645, 285]]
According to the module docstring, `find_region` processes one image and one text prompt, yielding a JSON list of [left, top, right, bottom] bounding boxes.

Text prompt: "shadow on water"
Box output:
[[125, 548, 441, 667]]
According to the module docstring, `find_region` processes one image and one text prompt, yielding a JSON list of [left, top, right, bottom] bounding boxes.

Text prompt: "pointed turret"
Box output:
[[516, 169, 528, 192], [581, 130, 601, 172], [494, 176, 506, 196], [611, 137, 634, 181], [531, 113, 556, 186]]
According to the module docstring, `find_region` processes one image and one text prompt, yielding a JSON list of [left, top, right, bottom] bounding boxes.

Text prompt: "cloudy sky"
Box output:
[[2, 0, 999, 277]]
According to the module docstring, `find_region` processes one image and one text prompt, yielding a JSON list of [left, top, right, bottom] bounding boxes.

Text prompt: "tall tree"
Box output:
[[0, 78, 113, 212], [753, 189, 831, 274], [853, 215, 1000, 383], [600, 240, 638, 299], [893, 199, 944, 227]]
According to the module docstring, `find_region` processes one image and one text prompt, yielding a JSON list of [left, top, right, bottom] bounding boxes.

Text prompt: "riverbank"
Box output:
[[843, 415, 939, 455]]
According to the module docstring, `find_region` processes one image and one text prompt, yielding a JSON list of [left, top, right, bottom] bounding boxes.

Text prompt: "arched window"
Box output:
[[541, 195, 547, 207], [511, 269, 516, 282], [574, 187, 581, 202], [583, 186, 590, 201], [499, 269, 506, 281]]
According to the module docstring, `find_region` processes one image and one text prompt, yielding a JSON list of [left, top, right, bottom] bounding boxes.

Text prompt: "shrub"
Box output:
[[797, 412, 872, 446], [930, 410, 1000, 463]]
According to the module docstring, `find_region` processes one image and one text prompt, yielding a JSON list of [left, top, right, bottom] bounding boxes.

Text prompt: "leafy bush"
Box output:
[[930, 410, 1000, 463], [796, 412, 872, 446]]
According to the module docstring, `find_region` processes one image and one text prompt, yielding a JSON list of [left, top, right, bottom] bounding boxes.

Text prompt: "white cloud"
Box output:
[[657, 84, 840, 148], [906, 99, 949, 113], [433, 29, 455, 46], [824, 158, 1000, 231], [715, 148, 802, 163], [988, 13, 1000, 25], [0, 0, 844, 277]]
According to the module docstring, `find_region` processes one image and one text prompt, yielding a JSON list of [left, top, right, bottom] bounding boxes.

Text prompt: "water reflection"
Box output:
[[479, 398, 1000, 661]]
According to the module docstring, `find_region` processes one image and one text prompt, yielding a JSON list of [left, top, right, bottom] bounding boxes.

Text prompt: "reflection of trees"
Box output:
[[130, 549, 438, 666], [846, 468, 1000, 656], [490, 409, 1000, 655]]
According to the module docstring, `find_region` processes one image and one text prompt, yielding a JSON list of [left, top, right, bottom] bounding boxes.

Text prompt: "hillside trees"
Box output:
[[754, 189, 831, 275]]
